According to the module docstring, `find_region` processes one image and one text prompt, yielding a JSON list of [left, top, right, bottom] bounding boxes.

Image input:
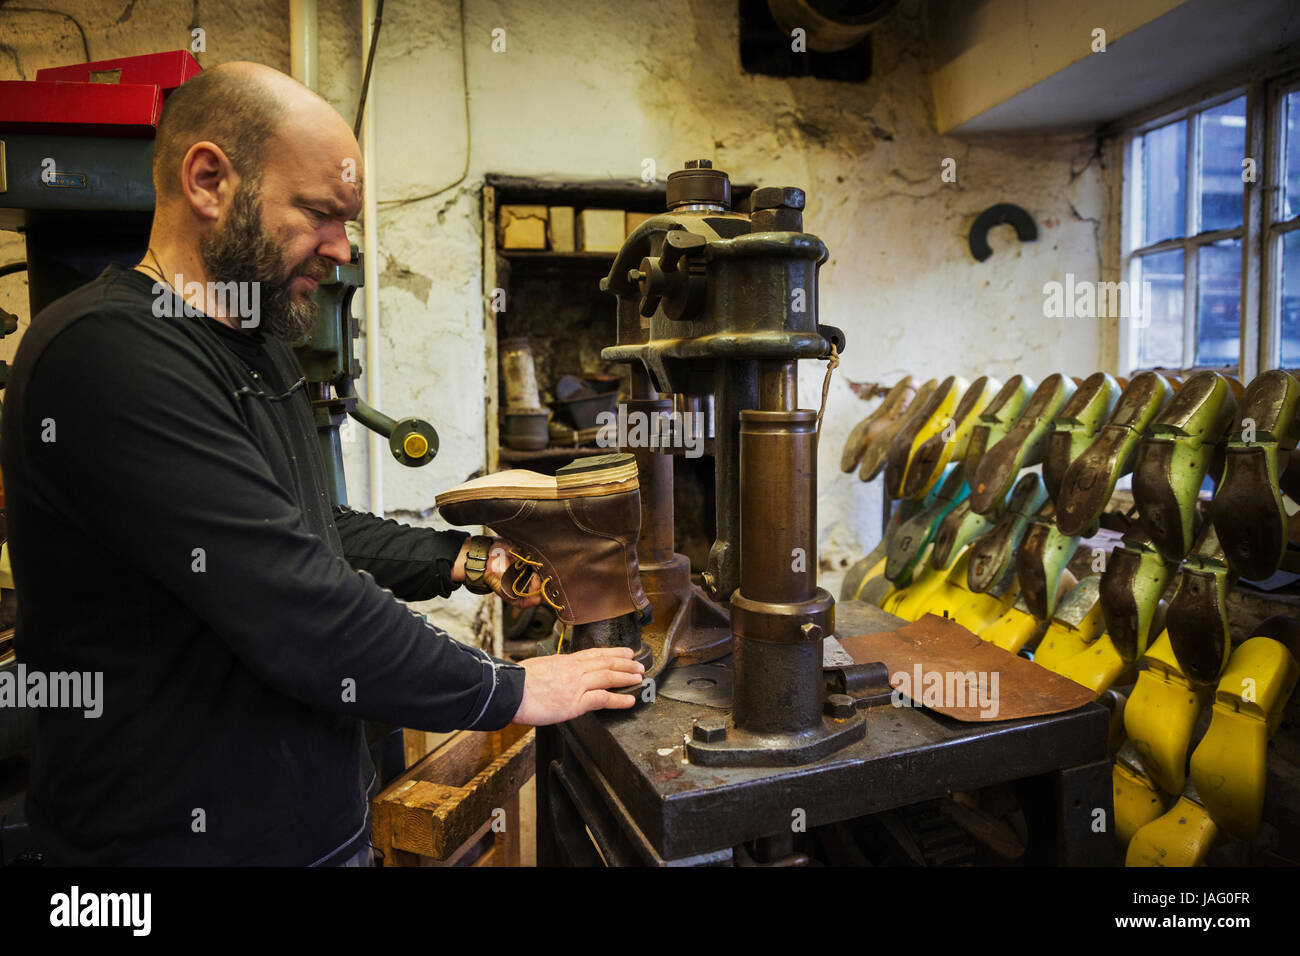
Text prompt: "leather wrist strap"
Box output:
[[463, 535, 497, 594]]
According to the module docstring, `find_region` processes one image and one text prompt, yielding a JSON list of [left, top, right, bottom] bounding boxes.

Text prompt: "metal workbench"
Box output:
[[537, 599, 1114, 866]]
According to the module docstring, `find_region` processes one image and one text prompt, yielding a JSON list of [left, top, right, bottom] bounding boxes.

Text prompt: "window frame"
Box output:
[[1119, 86, 1251, 377], [1261, 66, 1300, 372], [1117, 56, 1300, 381]]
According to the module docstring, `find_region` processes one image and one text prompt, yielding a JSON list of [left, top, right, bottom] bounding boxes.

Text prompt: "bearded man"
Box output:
[[0, 62, 642, 866]]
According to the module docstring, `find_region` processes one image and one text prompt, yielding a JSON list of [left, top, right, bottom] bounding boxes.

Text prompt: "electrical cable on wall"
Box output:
[[0, 4, 91, 62], [351, 0, 384, 138], [376, 0, 471, 209]]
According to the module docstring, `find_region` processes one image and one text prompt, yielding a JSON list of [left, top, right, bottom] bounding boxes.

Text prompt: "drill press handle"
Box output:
[[630, 230, 708, 320]]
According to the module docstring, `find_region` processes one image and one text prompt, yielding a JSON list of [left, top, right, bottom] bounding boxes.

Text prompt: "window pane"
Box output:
[[1143, 120, 1186, 245], [1281, 231, 1300, 367], [1136, 249, 1184, 368], [1198, 96, 1246, 233], [1285, 90, 1300, 221], [1195, 238, 1241, 368]]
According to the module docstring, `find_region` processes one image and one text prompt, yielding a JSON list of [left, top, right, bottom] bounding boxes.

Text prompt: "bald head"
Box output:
[[153, 61, 359, 203], [143, 62, 362, 341]]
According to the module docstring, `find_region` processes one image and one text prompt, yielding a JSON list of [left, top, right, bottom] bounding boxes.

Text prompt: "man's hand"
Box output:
[[452, 537, 544, 608], [512, 647, 645, 725]]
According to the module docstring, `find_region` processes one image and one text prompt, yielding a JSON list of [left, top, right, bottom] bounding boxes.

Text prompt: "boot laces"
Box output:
[[508, 550, 564, 613]]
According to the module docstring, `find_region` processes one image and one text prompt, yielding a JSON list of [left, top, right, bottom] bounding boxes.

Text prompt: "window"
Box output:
[[1123, 93, 1247, 374], [1269, 81, 1300, 368], [1121, 67, 1300, 378]]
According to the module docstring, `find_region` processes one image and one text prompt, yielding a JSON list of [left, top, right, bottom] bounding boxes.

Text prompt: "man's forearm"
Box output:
[[333, 507, 469, 600]]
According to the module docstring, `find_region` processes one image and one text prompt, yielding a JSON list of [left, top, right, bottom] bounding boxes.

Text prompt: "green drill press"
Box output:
[[293, 245, 440, 506]]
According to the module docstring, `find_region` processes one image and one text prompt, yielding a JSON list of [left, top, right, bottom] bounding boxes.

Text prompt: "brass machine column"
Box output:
[[601, 161, 863, 766], [729, 398, 834, 735]]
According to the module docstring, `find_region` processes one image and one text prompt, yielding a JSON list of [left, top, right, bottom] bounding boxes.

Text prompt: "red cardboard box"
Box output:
[[36, 50, 201, 94], [0, 80, 164, 136]]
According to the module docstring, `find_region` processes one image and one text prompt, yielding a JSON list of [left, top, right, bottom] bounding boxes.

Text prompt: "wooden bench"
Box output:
[[371, 723, 535, 866]]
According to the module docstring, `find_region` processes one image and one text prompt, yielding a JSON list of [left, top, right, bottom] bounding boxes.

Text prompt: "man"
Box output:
[[0, 62, 643, 866]]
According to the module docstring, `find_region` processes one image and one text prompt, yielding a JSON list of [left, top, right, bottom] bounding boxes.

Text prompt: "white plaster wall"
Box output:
[[0, 0, 1107, 639]]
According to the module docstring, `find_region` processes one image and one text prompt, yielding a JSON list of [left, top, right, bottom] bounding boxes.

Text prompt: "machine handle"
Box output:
[[338, 379, 439, 467]]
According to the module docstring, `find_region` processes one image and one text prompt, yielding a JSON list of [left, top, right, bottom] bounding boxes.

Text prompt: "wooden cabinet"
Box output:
[[481, 175, 667, 475]]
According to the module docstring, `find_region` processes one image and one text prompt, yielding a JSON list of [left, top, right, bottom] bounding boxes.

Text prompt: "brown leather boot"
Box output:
[[436, 453, 650, 627]]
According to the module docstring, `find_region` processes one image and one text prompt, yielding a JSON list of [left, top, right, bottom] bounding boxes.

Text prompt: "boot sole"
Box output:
[[1018, 519, 1079, 619], [930, 500, 993, 571], [1209, 371, 1300, 576], [1055, 372, 1173, 537], [1210, 446, 1286, 580], [436, 454, 640, 505], [859, 379, 939, 481], [1133, 373, 1236, 558], [884, 375, 963, 497], [970, 373, 1074, 515], [964, 374, 1034, 479], [1132, 442, 1212, 560], [1166, 566, 1231, 684], [1042, 371, 1121, 502], [966, 472, 1047, 593], [902, 376, 996, 499], [840, 376, 915, 473], [1231, 368, 1300, 443], [884, 466, 968, 582], [1099, 538, 1173, 661]]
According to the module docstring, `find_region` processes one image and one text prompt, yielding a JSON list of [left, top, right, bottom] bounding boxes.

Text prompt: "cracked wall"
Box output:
[[0, 0, 1109, 637]]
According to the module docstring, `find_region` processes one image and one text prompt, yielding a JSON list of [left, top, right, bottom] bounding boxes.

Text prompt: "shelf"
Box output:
[[484, 172, 756, 211], [498, 445, 611, 463], [499, 249, 616, 263], [486, 174, 667, 210]]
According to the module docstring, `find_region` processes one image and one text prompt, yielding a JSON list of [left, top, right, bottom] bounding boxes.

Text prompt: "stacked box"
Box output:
[[497, 205, 548, 249], [548, 206, 575, 251], [625, 212, 654, 236], [577, 209, 626, 252]]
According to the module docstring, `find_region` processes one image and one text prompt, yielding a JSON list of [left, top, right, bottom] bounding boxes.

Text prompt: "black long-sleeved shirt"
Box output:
[[0, 263, 525, 865]]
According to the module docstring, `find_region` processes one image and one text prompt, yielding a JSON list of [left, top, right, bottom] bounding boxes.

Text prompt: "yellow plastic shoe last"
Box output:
[[980, 597, 1047, 653], [842, 551, 888, 603], [1101, 687, 1128, 754], [895, 375, 969, 498], [1031, 577, 1105, 670], [877, 584, 902, 612], [1035, 622, 1093, 670], [883, 564, 950, 620], [1123, 630, 1211, 796], [1189, 637, 1299, 839], [1053, 634, 1136, 694], [951, 589, 1019, 634], [1125, 788, 1217, 867], [931, 562, 1020, 634], [1113, 744, 1166, 850], [899, 551, 966, 616], [902, 377, 1000, 500], [941, 567, 1019, 634]]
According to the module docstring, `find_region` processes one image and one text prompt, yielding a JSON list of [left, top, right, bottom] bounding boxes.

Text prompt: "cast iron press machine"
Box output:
[[534, 161, 1115, 866], [604, 159, 864, 764]]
